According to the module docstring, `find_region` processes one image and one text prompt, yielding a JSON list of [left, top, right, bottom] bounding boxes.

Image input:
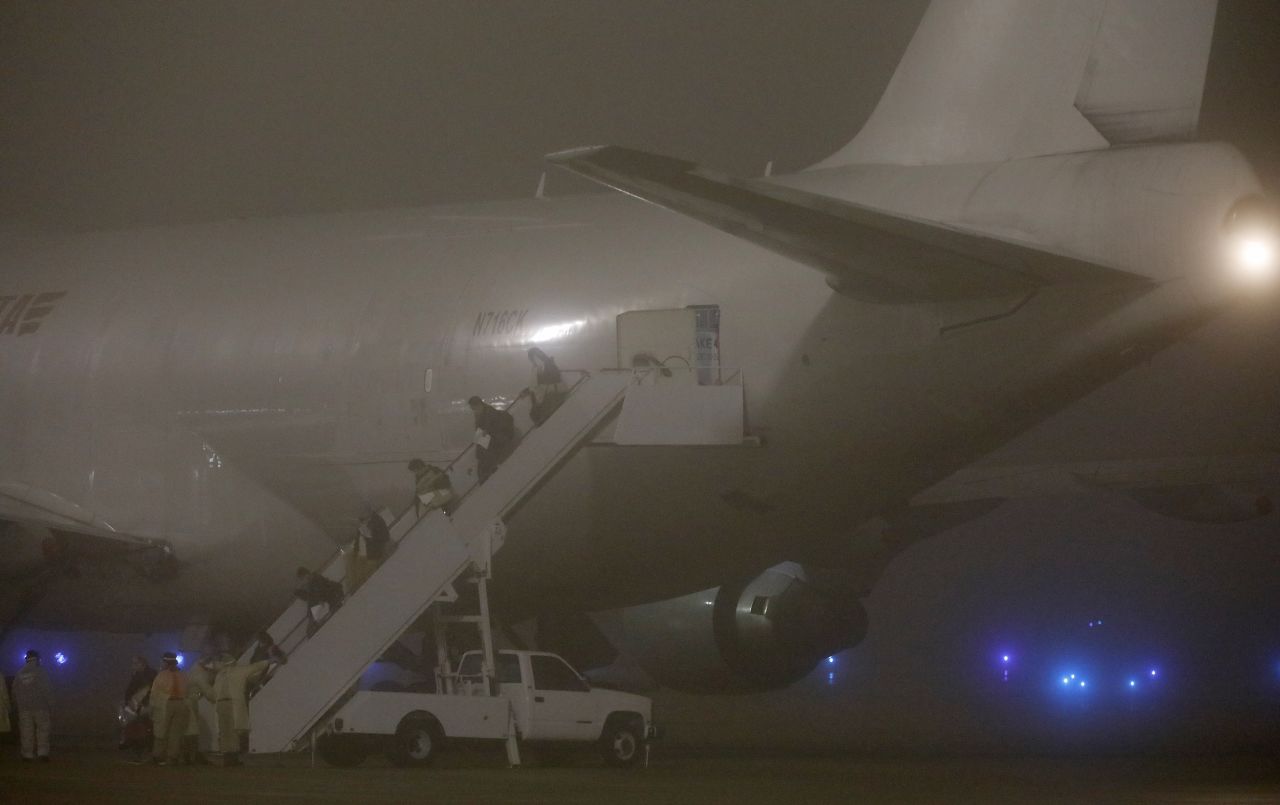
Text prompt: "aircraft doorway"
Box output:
[[616, 304, 720, 384]]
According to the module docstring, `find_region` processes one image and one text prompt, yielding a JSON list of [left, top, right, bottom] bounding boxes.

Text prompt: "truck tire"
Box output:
[[387, 715, 442, 767], [317, 734, 368, 768], [599, 719, 642, 768]]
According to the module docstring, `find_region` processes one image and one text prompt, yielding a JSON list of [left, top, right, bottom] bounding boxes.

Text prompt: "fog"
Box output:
[[3, 0, 1279, 752]]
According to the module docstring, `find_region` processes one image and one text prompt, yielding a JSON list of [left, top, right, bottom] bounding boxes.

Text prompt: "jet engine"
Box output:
[[605, 562, 868, 692]]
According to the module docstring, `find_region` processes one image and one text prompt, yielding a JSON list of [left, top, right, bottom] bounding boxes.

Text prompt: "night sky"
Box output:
[[2, 1, 1279, 750]]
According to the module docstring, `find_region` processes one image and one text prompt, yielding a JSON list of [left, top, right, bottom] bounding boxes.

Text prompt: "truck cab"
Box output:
[[319, 649, 654, 768]]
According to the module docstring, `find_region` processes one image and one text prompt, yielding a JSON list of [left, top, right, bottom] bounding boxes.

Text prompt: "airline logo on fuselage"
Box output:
[[0, 292, 67, 336]]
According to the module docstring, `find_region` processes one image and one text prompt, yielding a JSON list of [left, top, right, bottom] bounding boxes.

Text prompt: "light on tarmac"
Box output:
[[54, 652, 67, 665]]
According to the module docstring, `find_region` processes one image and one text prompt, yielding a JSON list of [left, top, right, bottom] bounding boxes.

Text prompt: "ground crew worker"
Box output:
[[149, 651, 188, 765], [13, 649, 52, 761], [121, 655, 156, 763], [212, 657, 269, 765], [183, 657, 216, 765]]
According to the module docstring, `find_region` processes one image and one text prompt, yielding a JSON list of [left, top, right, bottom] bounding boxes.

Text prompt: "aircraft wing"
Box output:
[[548, 146, 1149, 304], [911, 453, 1280, 524], [0, 482, 125, 540]]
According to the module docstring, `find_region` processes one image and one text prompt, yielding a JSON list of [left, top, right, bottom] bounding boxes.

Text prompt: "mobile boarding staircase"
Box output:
[[245, 366, 747, 757]]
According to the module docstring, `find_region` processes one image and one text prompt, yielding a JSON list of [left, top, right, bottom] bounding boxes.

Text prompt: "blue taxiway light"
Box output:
[[54, 652, 67, 665], [826, 656, 836, 665], [176, 653, 185, 668]]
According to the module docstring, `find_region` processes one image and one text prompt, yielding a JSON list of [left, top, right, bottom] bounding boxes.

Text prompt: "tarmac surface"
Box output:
[[2, 748, 1279, 804]]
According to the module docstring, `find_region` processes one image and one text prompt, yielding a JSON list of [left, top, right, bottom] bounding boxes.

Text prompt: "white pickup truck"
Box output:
[[316, 649, 655, 768]]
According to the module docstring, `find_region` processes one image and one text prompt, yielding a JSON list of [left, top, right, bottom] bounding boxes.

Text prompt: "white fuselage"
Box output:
[[0, 142, 1263, 626]]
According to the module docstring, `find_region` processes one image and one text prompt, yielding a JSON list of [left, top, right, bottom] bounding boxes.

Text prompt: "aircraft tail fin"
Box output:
[[812, 0, 1218, 168]]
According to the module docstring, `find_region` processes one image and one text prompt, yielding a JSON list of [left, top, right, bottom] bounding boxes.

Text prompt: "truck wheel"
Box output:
[[600, 720, 642, 768], [387, 716, 442, 767], [317, 734, 368, 768]]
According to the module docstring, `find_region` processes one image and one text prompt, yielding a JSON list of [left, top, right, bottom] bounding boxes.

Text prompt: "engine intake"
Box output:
[[612, 562, 867, 692]]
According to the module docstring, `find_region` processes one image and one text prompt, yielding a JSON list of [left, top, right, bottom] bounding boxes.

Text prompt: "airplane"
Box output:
[[1, 0, 1276, 700]]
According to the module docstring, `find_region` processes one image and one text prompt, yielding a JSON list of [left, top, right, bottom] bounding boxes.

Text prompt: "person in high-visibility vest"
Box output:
[[149, 652, 188, 765], [212, 656, 269, 765], [182, 657, 216, 765]]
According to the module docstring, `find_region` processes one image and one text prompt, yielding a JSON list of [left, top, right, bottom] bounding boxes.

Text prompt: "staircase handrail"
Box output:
[[262, 368, 593, 660]]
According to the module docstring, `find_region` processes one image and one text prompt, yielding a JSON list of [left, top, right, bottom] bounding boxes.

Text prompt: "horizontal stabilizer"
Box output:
[[548, 146, 1147, 304]]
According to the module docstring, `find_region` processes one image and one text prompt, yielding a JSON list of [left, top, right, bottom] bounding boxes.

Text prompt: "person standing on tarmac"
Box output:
[[212, 656, 270, 765], [149, 651, 188, 765], [182, 657, 216, 765], [13, 649, 53, 762], [121, 656, 156, 763]]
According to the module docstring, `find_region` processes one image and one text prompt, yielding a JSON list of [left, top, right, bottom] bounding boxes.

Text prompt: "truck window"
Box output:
[[496, 653, 522, 684], [457, 653, 482, 677], [457, 652, 522, 683], [530, 655, 588, 692]]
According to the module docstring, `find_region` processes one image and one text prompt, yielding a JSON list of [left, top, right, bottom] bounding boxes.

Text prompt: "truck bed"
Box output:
[[333, 691, 511, 741]]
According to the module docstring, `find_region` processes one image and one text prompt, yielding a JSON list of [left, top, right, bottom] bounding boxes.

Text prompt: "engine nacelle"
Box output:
[[607, 562, 868, 692]]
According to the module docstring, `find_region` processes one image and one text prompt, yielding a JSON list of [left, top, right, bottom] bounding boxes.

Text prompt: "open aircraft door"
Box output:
[[616, 305, 721, 384], [613, 306, 743, 445]]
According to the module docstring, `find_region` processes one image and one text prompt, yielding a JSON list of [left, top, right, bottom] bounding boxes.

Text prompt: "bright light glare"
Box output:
[[1129, 680, 1137, 688], [1062, 677, 1070, 685], [54, 652, 67, 665], [176, 653, 185, 668], [1002, 655, 1010, 663], [1150, 669, 1158, 677], [1233, 233, 1276, 278], [827, 656, 836, 664], [1079, 680, 1087, 688], [527, 320, 585, 344]]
